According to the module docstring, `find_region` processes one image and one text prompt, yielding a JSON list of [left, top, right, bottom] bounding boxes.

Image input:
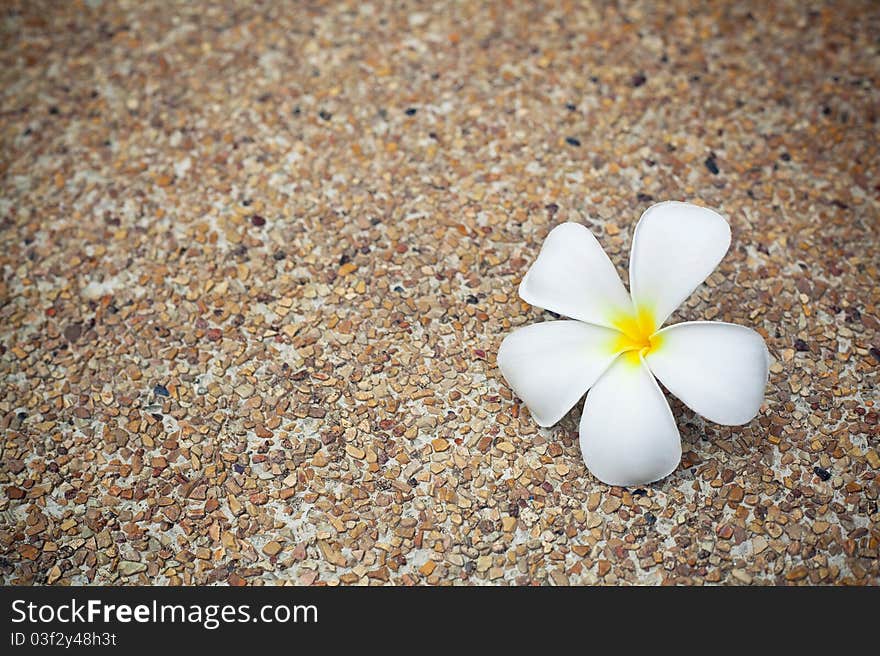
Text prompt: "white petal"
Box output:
[[498, 320, 623, 427], [579, 354, 681, 486], [629, 202, 731, 329], [519, 222, 633, 329], [645, 321, 769, 426]]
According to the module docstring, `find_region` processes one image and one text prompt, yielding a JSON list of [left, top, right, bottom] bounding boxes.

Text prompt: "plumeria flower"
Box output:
[[498, 202, 769, 486]]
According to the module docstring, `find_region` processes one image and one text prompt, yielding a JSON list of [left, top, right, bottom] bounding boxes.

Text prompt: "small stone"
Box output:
[[813, 466, 832, 481], [119, 560, 147, 576], [550, 570, 569, 586], [501, 516, 517, 532], [785, 566, 809, 581], [704, 155, 719, 174], [19, 545, 39, 560], [597, 560, 611, 577], [717, 524, 734, 539], [226, 573, 246, 586], [63, 323, 82, 342], [346, 444, 366, 459], [728, 485, 744, 503], [47, 565, 62, 584], [865, 449, 880, 469], [419, 560, 436, 576], [812, 521, 830, 535], [602, 497, 622, 513], [731, 569, 752, 585], [794, 338, 810, 352], [431, 438, 450, 452], [367, 567, 389, 581], [249, 492, 269, 505], [263, 541, 283, 556]]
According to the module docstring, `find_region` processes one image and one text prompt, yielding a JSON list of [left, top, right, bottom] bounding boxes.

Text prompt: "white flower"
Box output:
[[497, 201, 769, 487]]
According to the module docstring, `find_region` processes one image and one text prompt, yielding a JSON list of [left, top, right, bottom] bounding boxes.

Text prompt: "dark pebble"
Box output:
[[250, 215, 266, 227], [318, 110, 332, 121], [637, 193, 654, 203], [869, 347, 880, 363], [631, 73, 647, 87], [63, 323, 82, 342], [704, 155, 720, 175], [273, 251, 286, 260], [565, 103, 576, 111], [233, 464, 245, 474], [813, 466, 831, 481], [466, 295, 478, 304], [154, 384, 170, 396], [565, 136, 581, 147], [780, 152, 791, 161], [794, 338, 810, 352], [404, 107, 417, 116], [644, 512, 656, 526]]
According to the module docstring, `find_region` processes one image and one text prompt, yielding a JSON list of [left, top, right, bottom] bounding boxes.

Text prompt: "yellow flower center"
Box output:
[[609, 306, 663, 364]]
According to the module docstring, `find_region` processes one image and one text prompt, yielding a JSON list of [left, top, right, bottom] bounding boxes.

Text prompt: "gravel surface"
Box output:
[[1, 1, 878, 585]]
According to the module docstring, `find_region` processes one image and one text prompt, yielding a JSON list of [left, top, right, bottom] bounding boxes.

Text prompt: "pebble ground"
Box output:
[[1, 1, 878, 585]]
